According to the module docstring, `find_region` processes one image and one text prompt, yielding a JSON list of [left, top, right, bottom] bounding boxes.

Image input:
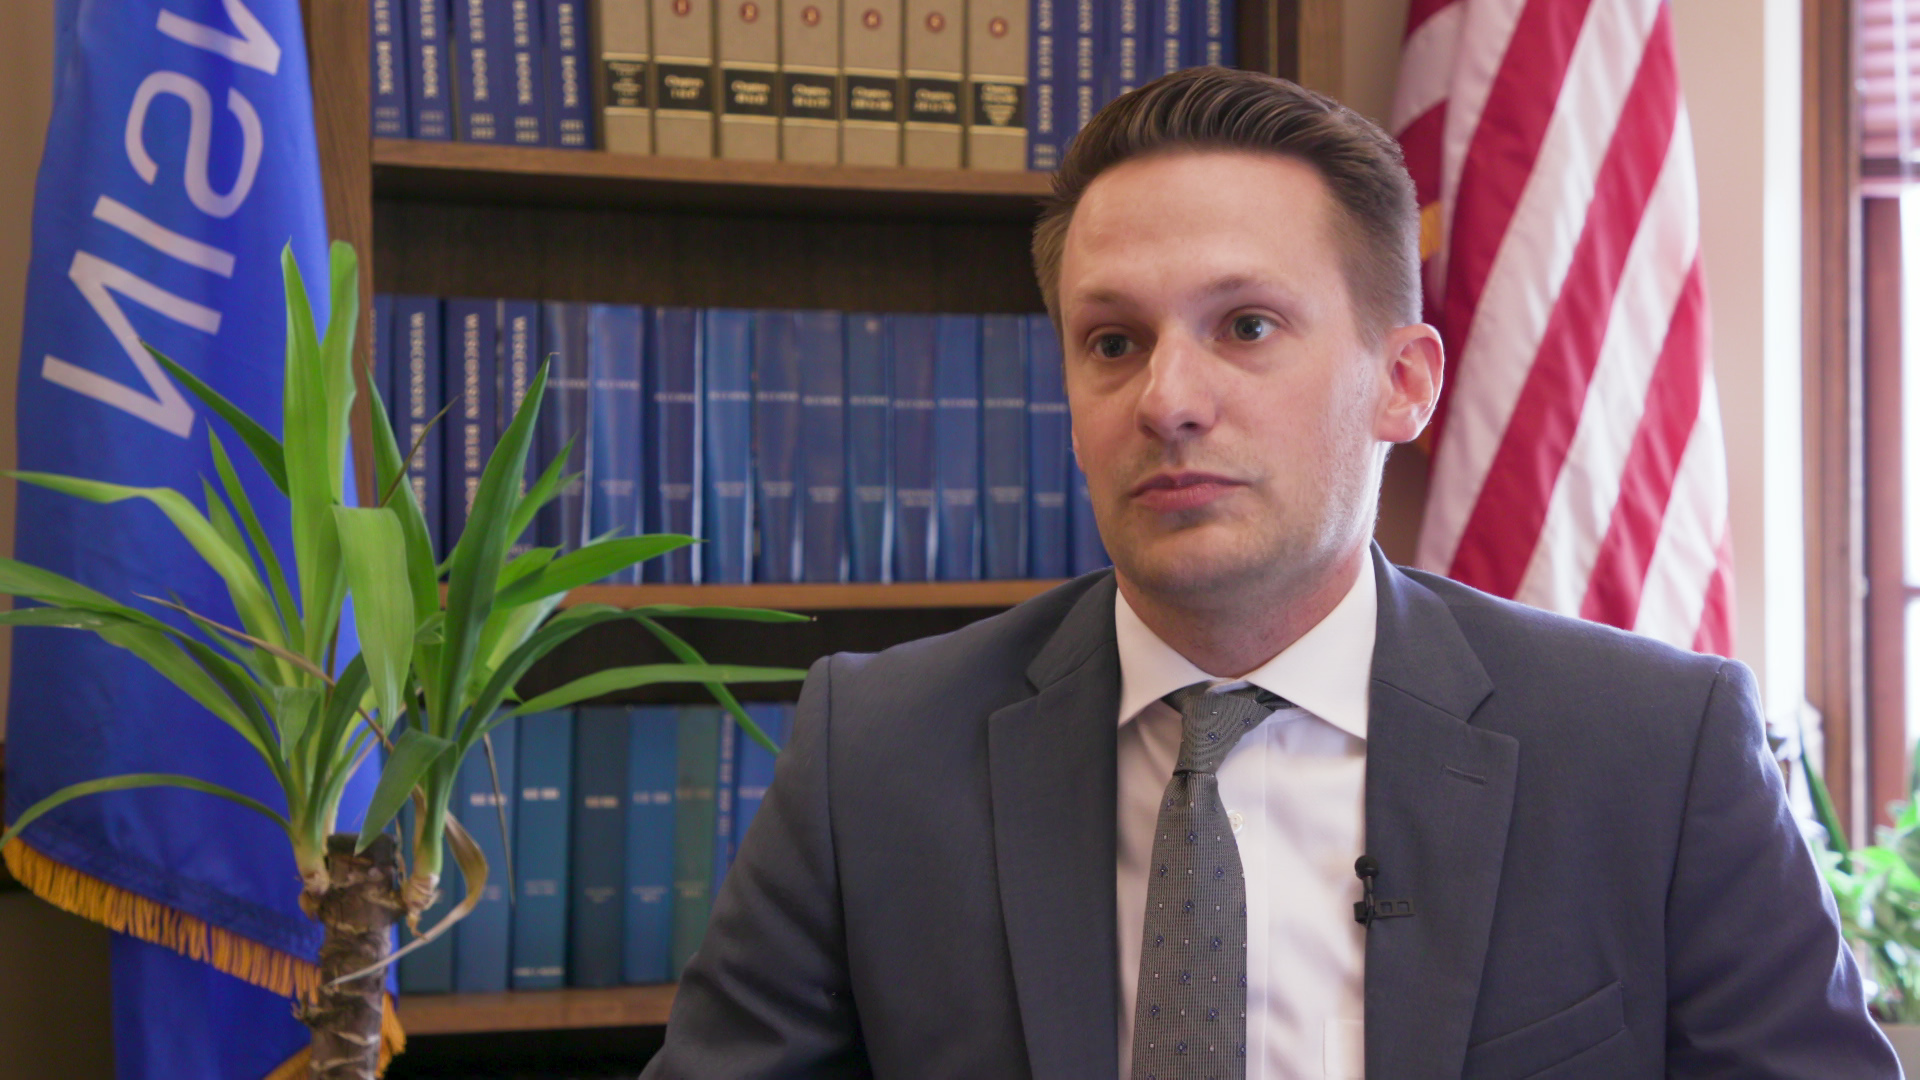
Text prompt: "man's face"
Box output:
[[1057, 148, 1429, 605]]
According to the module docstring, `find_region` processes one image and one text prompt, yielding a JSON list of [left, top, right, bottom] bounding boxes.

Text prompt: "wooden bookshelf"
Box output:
[[398, 984, 677, 1035], [563, 579, 1065, 611]]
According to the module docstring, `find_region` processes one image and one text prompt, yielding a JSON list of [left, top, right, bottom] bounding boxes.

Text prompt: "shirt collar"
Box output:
[[1113, 557, 1376, 742]]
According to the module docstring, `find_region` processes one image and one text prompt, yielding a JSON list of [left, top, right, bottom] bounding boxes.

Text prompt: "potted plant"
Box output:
[[0, 242, 805, 1078]]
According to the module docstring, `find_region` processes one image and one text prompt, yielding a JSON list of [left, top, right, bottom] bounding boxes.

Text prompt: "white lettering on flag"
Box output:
[[41, 251, 217, 438]]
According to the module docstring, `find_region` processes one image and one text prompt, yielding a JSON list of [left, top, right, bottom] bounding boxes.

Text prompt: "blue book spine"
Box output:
[[539, 302, 593, 551], [372, 0, 413, 137], [645, 308, 703, 583], [980, 315, 1028, 580], [544, 0, 593, 148], [444, 298, 498, 550], [511, 710, 575, 989], [1106, 0, 1145, 104], [394, 296, 444, 556], [890, 316, 937, 582], [452, 717, 517, 993], [934, 315, 981, 581], [1187, 0, 1231, 67], [712, 712, 739, 891], [845, 314, 891, 583], [570, 707, 631, 988], [1151, 0, 1182, 79], [752, 311, 803, 584], [407, 0, 455, 140], [507, 0, 546, 144], [670, 707, 723, 975], [1068, 0, 1099, 147], [374, 293, 396, 428], [1070, 459, 1109, 575], [703, 310, 755, 583], [732, 704, 790, 856], [454, 0, 513, 142], [798, 312, 848, 583], [1026, 314, 1070, 579], [589, 305, 646, 582], [498, 300, 540, 556], [624, 706, 679, 984], [397, 802, 458, 993], [1029, 0, 1061, 170]]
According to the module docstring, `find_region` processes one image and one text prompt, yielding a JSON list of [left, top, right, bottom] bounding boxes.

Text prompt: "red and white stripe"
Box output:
[[1395, 0, 1733, 654]]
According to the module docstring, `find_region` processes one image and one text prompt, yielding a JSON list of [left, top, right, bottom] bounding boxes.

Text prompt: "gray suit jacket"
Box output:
[[644, 550, 1898, 1078]]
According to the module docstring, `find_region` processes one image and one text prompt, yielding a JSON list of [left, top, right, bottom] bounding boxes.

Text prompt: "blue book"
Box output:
[[890, 315, 937, 582], [1105, 0, 1146, 104], [453, 0, 512, 142], [624, 706, 679, 984], [539, 302, 593, 551], [798, 312, 848, 583], [712, 712, 739, 890], [980, 315, 1028, 580], [443, 298, 498, 550], [406, 0, 455, 140], [507, 0, 546, 144], [1070, 459, 1109, 575], [373, 293, 395, 430], [1068, 0, 1100, 146], [703, 310, 755, 584], [396, 802, 457, 993], [1187, 0, 1232, 67], [452, 717, 517, 993], [543, 0, 593, 148], [732, 704, 790, 857], [645, 308, 703, 583], [752, 311, 803, 584], [511, 709, 574, 989], [589, 305, 645, 581], [570, 707, 631, 988], [1029, 0, 1063, 170], [670, 707, 724, 976], [934, 315, 981, 581], [393, 296, 444, 556], [1151, 0, 1183, 79], [1027, 314, 1070, 579], [372, 0, 412, 137], [498, 300, 540, 555], [845, 314, 891, 583]]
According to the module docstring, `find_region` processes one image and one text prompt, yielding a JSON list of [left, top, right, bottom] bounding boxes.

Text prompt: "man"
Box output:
[[644, 67, 1895, 1078]]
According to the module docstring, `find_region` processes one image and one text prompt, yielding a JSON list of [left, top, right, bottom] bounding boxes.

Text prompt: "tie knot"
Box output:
[[1163, 683, 1285, 774]]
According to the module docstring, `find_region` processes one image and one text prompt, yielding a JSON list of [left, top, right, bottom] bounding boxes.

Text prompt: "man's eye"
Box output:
[[1093, 333, 1134, 359], [1231, 314, 1273, 342]]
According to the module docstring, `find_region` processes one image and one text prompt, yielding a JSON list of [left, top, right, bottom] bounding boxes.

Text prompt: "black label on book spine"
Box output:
[[971, 80, 1025, 129], [655, 62, 714, 112], [906, 76, 963, 125], [604, 58, 652, 109], [784, 71, 841, 121], [845, 74, 902, 122], [721, 67, 778, 116]]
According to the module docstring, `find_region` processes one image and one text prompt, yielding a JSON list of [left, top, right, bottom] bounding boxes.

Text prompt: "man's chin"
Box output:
[[1110, 535, 1273, 600]]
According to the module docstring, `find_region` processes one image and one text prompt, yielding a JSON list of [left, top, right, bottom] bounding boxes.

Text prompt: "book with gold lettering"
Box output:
[[718, 0, 780, 159], [842, 0, 903, 165], [781, 0, 841, 163], [596, 0, 653, 152], [652, 0, 716, 156], [1028, 0, 1061, 169], [454, 0, 512, 142], [904, 0, 964, 167], [546, 0, 594, 148], [966, 0, 1025, 169]]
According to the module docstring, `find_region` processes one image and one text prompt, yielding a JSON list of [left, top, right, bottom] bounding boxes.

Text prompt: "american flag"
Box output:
[[1393, 0, 1735, 654]]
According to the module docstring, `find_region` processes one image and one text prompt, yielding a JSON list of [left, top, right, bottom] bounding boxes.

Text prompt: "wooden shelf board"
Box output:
[[562, 580, 1066, 611], [397, 983, 677, 1035], [372, 140, 1053, 221]]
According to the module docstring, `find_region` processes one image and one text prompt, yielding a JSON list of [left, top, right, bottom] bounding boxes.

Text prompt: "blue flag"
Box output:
[[6, 2, 384, 1076]]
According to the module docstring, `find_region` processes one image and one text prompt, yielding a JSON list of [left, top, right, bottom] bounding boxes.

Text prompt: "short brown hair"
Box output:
[[1032, 66, 1421, 340]]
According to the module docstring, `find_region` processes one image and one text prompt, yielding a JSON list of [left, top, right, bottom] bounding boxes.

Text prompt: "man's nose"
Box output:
[[1135, 330, 1218, 441]]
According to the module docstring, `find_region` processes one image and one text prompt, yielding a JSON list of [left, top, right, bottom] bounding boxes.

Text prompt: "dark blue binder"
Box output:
[[498, 300, 540, 557], [703, 309, 755, 583], [453, 0, 512, 142], [934, 315, 982, 581], [539, 301, 593, 551], [1029, 0, 1063, 170], [797, 312, 848, 583], [393, 295, 444, 556], [452, 716, 517, 993], [1026, 314, 1070, 579], [890, 315, 938, 582], [396, 801, 457, 993], [506, 0, 545, 144], [373, 293, 396, 431], [1070, 459, 1110, 575], [443, 298, 498, 549], [645, 308, 703, 583], [712, 713, 739, 891], [1105, 0, 1146, 104], [732, 704, 790, 857], [570, 707, 631, 988], [980, 315, 1028, 580], [1068, 0, 1100, 145], [406, 0, 455, 140], [511, 709, 574, 989], [543, 0, 593, 148], [589, 305, 645, 582], [752, 311, 803, 583], [845, 314, 892, 583], [1151, 0, 1183, 78], [372, 0, 412, 137], [624, 706, 678, 984], [1187, 0, 1232, 66]]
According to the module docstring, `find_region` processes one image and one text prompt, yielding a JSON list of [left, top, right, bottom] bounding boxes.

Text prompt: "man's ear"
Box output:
[[1375, 323, 1444, 444]]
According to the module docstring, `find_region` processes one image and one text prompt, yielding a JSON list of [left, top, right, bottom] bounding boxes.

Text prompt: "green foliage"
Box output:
[[0, 243, 807, 940], [1812, 746, 1920, 1022]]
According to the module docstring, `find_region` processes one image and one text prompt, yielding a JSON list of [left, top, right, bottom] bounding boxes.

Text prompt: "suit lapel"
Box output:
[[1364, 551, 1517, 1079], [989, 573, 1121, 1080]]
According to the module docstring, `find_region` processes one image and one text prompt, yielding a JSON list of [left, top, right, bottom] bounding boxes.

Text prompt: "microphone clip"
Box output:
[[1352, 855, 1416, 927]]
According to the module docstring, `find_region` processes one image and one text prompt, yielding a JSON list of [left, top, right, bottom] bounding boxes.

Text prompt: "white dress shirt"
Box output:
[[1115, 562, 1376, 1080]]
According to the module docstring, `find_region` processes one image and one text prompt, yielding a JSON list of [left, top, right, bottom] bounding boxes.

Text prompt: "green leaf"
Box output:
[[318, 243, 360, 507], [634, 615, 776, 754], [94, 620, 277, 760], [495, 535, 696, 607], [1, 773, 289, 851], [510, 663, 806, 716], [457, 605, 636, 751], [209, 429, 299, 651], [146, 344, 288, 493], [366, 375, 441, 623], [278, 245, 347, 662], [624, 604, 811, 624], [333, 506, 415, 734], [0, 556, 121, 611], [505, 441, 573, 548], [269, 686, 325, 763], [356, 727, 455, 853], [0, 606, 122, 629]]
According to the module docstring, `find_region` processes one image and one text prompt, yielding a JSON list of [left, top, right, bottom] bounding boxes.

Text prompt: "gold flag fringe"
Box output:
[[2, 837, 408, 1076]]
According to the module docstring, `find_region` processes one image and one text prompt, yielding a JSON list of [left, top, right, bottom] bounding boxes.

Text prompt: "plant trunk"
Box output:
[[299, 833, 402, 1080]]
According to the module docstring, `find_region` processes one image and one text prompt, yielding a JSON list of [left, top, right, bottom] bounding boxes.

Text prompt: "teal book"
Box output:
[[569, 707, 631, 987], [452, 716, 517, 993], [669, 707, 724, 976], [732, 703, 790, 855], [396, 801, 458, 994], [624, 706, 679, 984], [712, 711, 740, 889], [511, 709, 574, 989]]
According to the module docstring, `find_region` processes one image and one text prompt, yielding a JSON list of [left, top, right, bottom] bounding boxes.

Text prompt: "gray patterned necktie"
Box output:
[[1130, 682, 1285, 1080]]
